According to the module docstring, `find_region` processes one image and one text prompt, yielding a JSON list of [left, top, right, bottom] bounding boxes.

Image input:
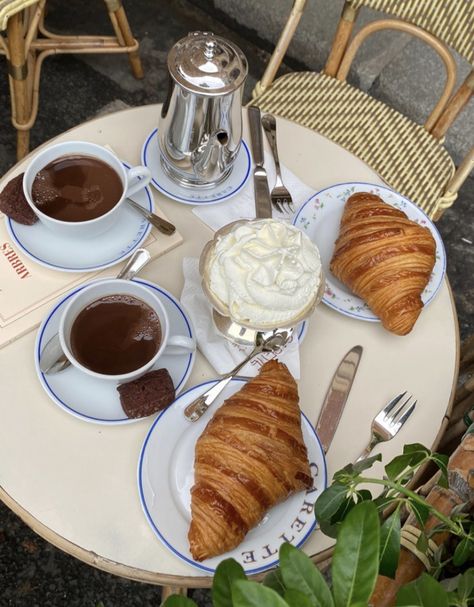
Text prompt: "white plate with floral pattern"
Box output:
[[293, 182, 446, 322], [138, 377, 327, 574]]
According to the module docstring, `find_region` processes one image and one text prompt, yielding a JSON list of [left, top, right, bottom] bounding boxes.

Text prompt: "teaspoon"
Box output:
[[183, 327, 293, 422], [39, 248, 151, 375]]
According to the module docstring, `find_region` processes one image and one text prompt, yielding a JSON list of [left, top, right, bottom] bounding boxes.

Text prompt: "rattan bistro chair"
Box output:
[[251, 0, 473, 220], [0, 0, 143, 160]]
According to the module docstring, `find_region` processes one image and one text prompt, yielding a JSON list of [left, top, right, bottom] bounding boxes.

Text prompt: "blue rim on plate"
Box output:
[[138, 377, 327, 575], [35, 279, 196, 424], [6, 162, 153, 272], [141, 128, 251, 205], [293, 181, 447, 322]]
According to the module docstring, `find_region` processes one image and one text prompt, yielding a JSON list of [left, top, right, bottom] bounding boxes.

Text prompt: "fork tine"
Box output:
[[287, 200, 296, 213], [394, 400, 417, 428], [391, 395, 415, 425], [272, 199, 284, 213], [382, 391, 406, 418]]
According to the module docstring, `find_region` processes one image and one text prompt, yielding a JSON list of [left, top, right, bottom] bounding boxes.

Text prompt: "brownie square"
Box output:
[[0, 173, 38, 225], [117, 368, 175, 419]]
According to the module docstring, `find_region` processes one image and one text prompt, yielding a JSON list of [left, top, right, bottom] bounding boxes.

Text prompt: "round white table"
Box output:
[[0, 105, 459, 588]]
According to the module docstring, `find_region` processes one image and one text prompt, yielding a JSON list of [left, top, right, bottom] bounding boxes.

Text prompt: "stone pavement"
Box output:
[[0, 0, 472, 605]]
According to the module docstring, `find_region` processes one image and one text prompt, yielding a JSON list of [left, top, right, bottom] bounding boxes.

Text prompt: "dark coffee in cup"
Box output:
[[32, 154, 123, 222], [70, 294, 162, 375]]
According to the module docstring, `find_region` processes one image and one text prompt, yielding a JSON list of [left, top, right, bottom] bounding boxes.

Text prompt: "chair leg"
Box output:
[[104, 0, 144, 79], [161, 585, 188, 601], [7, 12, 31, 159]]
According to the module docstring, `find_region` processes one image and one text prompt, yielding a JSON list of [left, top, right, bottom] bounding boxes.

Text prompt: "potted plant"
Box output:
[[163, 432, 474, 607]]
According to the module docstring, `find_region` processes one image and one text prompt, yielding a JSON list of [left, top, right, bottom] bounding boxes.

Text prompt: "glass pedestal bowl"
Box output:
[[199, 219, 326, 346]]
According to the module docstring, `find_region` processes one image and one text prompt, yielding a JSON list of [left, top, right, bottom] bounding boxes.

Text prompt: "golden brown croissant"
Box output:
[[330, 192, 436, 335], [188, 360, 312, 561]]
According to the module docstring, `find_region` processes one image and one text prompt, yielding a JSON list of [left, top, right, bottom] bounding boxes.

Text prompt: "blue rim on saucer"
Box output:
[[138, 377, 327, 574], [5, 162, 153, 273], [141, 128, 251, 205], [35, 279, 196, 424], [293, 181, 447, 322]]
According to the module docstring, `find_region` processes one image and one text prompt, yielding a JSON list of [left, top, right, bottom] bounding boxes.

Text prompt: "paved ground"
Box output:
[[0, 0, 472, 605]]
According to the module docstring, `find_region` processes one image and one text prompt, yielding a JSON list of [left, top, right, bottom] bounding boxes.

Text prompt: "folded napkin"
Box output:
[[180, 257, 301, 379], [192, 153, 315, 232]]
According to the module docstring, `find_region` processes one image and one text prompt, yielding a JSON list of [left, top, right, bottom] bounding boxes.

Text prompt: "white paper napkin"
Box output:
[[180, 258, 301, 379], [192, 153, 315, 232]]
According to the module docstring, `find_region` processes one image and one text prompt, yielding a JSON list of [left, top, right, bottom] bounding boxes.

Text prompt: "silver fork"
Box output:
[[356, 392, 417, 462], [261, 113, 295, 214]]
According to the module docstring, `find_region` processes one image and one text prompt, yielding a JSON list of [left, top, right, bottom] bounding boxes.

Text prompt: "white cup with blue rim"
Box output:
[[23, 141, 151, 238]]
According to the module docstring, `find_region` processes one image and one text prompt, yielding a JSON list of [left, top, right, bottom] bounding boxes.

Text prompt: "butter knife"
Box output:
[[315, 345, 363, 453], [247, 106, 272, 218]]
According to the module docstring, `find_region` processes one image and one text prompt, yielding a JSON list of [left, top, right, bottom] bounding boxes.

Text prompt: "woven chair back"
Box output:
[[348, 0, 473, 64]]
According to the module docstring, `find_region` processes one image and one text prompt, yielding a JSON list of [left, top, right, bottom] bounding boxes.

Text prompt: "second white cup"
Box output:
[[59, 279, 195, 383]]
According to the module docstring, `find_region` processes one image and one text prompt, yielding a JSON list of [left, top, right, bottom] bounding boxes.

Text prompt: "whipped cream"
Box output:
[[207, 219, 321, 326]]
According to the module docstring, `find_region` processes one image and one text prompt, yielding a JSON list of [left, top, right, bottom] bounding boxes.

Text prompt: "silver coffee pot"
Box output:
[[159, 31, 248, 188]]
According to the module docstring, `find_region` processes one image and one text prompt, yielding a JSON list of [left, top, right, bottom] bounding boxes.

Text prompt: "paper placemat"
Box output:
[[0, 206, 182, 349]]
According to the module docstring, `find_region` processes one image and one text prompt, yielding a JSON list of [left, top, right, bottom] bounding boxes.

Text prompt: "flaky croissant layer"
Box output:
[[330, 192, 437, 335], [188, 360, 312, 561]]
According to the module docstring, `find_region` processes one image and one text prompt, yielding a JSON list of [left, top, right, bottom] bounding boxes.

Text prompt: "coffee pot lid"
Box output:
[[167, 31, 248, 96]]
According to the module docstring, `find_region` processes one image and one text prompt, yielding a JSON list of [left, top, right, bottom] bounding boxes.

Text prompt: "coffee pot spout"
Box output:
[[192, 130, 232, 183]]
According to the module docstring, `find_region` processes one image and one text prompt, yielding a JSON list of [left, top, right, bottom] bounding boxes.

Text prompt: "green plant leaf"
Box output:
[[263, 569, 285, 597], [231, 580, 289, 607], [403, 443, 430, 459], [430, 454, 449, 488], [396, 573, 448, 607], [284, 589, 315, 607], [457, 568, 474, 601], [408, 500, 430, 527], [416, 532, 429, 556], [279, 543, 334, 607], [212, 559, 247, 607], [315, 484, 348, 526], [332, 501, 380, 607], [440, 574, 462, 593], [161, 597, 198, 607], [453, 537, 473, 567], [379, 509, 401, 579], [356, 490, 373, 502], [350, 454, 382, 475], [385, 454, 413, 481]]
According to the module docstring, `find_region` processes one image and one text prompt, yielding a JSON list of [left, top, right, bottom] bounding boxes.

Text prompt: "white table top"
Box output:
[[0, 105, 459, 587]]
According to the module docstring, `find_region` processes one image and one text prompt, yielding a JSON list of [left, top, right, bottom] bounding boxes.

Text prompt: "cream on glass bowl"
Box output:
[[199, 218, 325, 331]]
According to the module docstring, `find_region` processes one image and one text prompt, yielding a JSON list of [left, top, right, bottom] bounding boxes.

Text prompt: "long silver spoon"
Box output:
[[39, 248, 151, 375], [183, 328, 293, 422]]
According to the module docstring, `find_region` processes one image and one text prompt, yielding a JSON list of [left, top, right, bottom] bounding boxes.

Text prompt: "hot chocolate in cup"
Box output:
[[23, 141, 151, 239], [59, 279, 196, 383]]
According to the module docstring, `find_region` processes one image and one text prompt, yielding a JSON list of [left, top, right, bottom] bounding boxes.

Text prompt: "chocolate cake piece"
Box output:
[[117, 368, 175, 419], [0, 173, 38, 225]]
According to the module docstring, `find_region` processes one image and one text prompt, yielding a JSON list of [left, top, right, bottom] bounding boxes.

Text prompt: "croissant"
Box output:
[[330, 192, 436, 335], [188, 360, 312, 561]]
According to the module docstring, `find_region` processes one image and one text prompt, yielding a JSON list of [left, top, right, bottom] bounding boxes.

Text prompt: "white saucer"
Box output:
[[293, 182, 446, 322], [138, 378, 327, 574], [141, 128, 251, 205], [6, 162, 154, 273], [35, 279, 196, 425]]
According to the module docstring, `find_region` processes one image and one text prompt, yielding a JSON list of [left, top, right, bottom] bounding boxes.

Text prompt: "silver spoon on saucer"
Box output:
[[125, 197, 176, 235], [184, 326, 293, 422], [39, 248, 151, 375]]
